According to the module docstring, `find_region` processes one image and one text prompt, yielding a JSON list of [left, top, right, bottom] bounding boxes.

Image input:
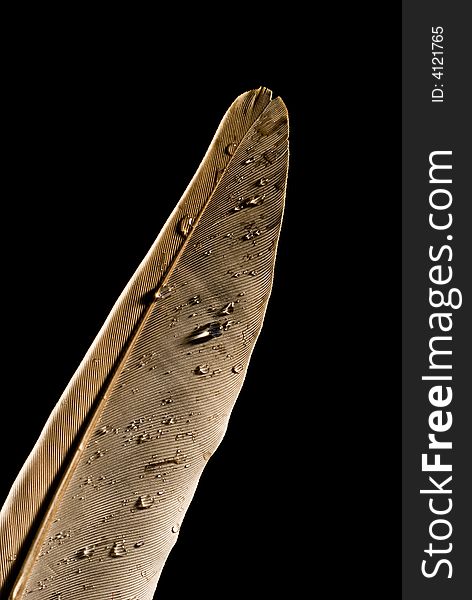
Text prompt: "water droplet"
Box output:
[[96, 425, 110, 436], [220, 302, 235, 315], [178, 215, 195, 237], [86, 450, 104, 464], [163, 417, 176, 425], [263, 148, 278, 164], [242, 156, 255, 165], [222, 320, 233, 331], [238, 292, 245, 297], [136, 494, 154, 509], [188, 322, 223, 344], [257, 177, 269, 187], [249, 270, 258, 276], [155, 284, 173, 299], [246, 194, 264, 207], [232, 364, 244, 374], [215, 168, 225, 184], [189, 312, 197, 317], [225, 142, 237, 156], [144, 456, 180, 472], [257, 114, 287, 136], [189, 295, 201, 306], [136, 353, 153, 369], [203, 249, 212, 256], [231, 194, 265, 213], [137, 433, 151, 444], [77, 545, 95, 559], [110, 541, 127, 558], [195, 364, 210, 375], [134, 541, 144, 548], [53, 530, 69, 541], [242, 228, 261, 241], [171, 524, 180, 533], [274, 179, 285, 191]]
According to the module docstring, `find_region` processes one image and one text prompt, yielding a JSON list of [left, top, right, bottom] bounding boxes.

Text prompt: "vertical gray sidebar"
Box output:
[[403, 2, 471, 598]]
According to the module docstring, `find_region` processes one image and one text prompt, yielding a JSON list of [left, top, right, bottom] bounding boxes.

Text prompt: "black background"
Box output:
[[1, 10, 400, 598]]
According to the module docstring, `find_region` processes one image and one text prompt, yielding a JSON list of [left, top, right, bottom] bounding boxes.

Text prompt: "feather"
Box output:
[[0, 86, 289, 599]]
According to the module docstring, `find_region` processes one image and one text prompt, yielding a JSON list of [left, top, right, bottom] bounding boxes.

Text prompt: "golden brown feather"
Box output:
[[0, 87, 288, 599]]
